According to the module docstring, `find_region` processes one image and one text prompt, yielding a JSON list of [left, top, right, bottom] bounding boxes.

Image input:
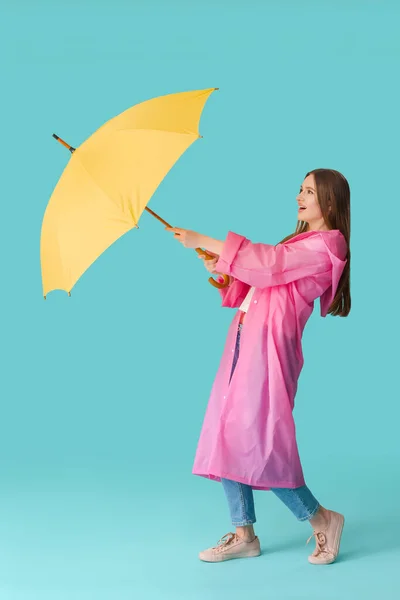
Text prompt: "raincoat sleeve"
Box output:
[[215, 275, 251, 308], [214, 231, 334, 289]]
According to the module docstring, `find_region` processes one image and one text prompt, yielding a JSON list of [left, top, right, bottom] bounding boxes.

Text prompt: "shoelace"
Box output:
[[306, 530, 334, 558], [213, 532, 238, 552]]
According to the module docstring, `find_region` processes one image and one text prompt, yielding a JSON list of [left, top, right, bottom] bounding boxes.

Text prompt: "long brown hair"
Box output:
[[277, 169, 351, 317]]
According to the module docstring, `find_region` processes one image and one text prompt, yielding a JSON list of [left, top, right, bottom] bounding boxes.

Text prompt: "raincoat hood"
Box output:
[[320, 229, 347, 317], [282, 229, 348, 317], [318, 231, 348, 317]]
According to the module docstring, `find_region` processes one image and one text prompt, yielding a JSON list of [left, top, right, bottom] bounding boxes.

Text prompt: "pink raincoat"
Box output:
[[192, 229, 347, 490]]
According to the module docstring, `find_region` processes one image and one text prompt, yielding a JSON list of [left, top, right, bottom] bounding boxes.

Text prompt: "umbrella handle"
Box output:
[[195, 248, 230, 289]]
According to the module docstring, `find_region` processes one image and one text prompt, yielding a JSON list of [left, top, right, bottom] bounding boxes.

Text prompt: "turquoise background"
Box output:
[[1, 0, 399, 598]]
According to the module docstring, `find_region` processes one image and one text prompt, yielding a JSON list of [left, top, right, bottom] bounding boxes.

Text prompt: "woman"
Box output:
[[166, 168, 351, 565]]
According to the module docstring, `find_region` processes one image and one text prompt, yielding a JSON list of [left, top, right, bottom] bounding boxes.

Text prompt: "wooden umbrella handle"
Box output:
[[144, 207, 230, 289], [195, 248, 230, 289]]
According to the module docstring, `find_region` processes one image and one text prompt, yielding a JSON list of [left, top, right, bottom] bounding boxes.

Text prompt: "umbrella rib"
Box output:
[[75, 128, 201, 224], [75, 155, 138, 227]]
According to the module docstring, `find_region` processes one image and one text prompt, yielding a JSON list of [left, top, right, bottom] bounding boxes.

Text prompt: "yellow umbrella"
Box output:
[[40, 87, 230, 299]]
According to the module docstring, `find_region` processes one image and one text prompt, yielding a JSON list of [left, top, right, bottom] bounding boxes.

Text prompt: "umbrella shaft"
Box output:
[[145, 206, 171, 228]]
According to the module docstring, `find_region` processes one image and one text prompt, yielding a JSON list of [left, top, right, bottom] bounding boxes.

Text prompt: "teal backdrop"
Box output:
[[1, 1, 399, 599]]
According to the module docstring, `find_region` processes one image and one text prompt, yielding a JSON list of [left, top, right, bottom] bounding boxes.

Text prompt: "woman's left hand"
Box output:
[[165, 227, 203, 249]]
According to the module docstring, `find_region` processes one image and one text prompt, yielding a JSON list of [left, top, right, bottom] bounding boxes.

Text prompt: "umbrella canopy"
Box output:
[[41, 87, 222, 298]]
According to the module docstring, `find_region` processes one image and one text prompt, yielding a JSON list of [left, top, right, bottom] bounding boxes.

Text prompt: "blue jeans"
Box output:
[[223, 321, 320, 525]]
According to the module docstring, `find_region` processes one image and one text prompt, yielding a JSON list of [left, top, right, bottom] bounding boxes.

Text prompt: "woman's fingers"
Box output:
[[197, 253, 220, 273], [198, 250, 219, 259], [202, 258, 218, 267], [198, 256, 216, 272], [198, 255, 217, 263]]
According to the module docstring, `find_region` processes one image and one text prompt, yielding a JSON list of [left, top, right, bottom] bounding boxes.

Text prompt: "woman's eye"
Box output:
[[308, 190, 313, 194]]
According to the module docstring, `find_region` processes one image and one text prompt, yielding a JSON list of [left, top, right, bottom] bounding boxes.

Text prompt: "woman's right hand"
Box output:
[[198, 250, 233, 287], [198, 251, 222, 275]]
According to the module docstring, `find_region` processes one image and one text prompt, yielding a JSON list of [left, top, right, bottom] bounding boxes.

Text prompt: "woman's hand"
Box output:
[[198, 250, 220, 274], [165, 227, 225, 255], [165, 227, 231, 286], [199, 251, 232, 285], [165, 227, 203, 249]]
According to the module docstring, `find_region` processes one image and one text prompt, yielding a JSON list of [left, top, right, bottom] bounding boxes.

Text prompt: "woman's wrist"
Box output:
[[199, 234, 224, 256]]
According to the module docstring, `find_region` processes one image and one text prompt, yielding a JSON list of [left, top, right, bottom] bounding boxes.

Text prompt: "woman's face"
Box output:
[[296, 174, 328, 230]]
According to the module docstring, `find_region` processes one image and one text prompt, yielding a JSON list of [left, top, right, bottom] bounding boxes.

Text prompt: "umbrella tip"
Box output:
[[199, 135, 203, 139], [214, 87, 219, 90], [44, 295, 46, 300], [68, 292, 71, 297]]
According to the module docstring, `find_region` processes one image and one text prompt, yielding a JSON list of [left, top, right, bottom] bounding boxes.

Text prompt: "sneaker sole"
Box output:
[[199, 549, 261, 563]]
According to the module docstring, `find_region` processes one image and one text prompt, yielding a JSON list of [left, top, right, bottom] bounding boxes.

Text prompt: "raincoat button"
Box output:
[[254, 300, 257, 304]]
